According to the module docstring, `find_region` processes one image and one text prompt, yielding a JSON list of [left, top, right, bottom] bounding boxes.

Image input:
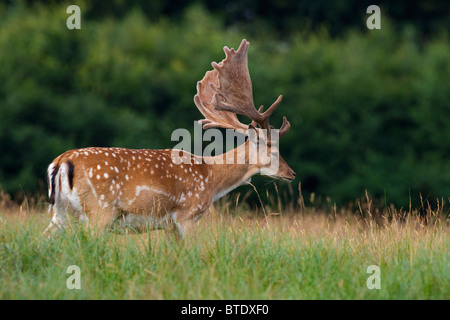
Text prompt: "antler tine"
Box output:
[[255, 98, 290, 138], [236, 95, 284, 131], [261, 95, 283, 122], [249, 105, 264, 128], [279, 116, 291, 137], [257, 95, 283, 129]]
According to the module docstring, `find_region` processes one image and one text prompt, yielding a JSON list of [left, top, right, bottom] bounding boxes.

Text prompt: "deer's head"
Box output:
[[194, 39, 296, 182]]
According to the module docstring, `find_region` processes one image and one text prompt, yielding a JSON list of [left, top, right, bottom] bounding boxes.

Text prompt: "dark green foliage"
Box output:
[[12, 0, 450, 37], [0, 3, 448, 206]]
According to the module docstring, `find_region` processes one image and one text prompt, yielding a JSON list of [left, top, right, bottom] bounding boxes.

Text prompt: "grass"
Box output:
[[0, 192, 448, 300]]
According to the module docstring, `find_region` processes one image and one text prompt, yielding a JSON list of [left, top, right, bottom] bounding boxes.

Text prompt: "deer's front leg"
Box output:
[[167, 217, 195, 241], [167, 201, 212, 240]]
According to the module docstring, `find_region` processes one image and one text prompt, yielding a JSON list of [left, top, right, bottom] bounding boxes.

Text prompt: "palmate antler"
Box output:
[[194, 39, 291, 137]]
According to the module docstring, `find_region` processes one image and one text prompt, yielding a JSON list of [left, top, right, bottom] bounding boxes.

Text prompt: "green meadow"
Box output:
[[0, 196, 447, 300]]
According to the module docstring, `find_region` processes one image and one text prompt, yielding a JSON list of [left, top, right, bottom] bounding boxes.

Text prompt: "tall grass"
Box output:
[[0, 192, 448, 299]]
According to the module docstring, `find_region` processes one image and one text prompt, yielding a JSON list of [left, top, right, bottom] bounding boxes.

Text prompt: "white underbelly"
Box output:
[[112, 213, 170, 233]]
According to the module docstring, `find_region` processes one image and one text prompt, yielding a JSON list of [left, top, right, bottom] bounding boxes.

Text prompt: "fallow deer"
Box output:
[[44, 39, 295, 238]]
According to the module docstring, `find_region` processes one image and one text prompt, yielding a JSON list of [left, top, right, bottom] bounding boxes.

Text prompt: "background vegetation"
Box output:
[[0, 0, 449, 207]]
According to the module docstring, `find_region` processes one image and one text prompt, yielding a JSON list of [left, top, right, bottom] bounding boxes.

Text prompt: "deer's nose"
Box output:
[[291, 170, 296, 179]]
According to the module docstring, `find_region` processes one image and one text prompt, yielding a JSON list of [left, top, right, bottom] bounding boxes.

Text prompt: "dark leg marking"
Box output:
[[67, 160, 75, 190], [49, 164, 60, 205]]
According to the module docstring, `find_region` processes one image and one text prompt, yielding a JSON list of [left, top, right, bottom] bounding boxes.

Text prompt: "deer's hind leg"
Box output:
[[43, 204, 69, 236]]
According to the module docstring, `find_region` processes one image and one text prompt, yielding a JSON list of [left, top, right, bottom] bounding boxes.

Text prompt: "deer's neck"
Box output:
[[205, 141, 259, 201]]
